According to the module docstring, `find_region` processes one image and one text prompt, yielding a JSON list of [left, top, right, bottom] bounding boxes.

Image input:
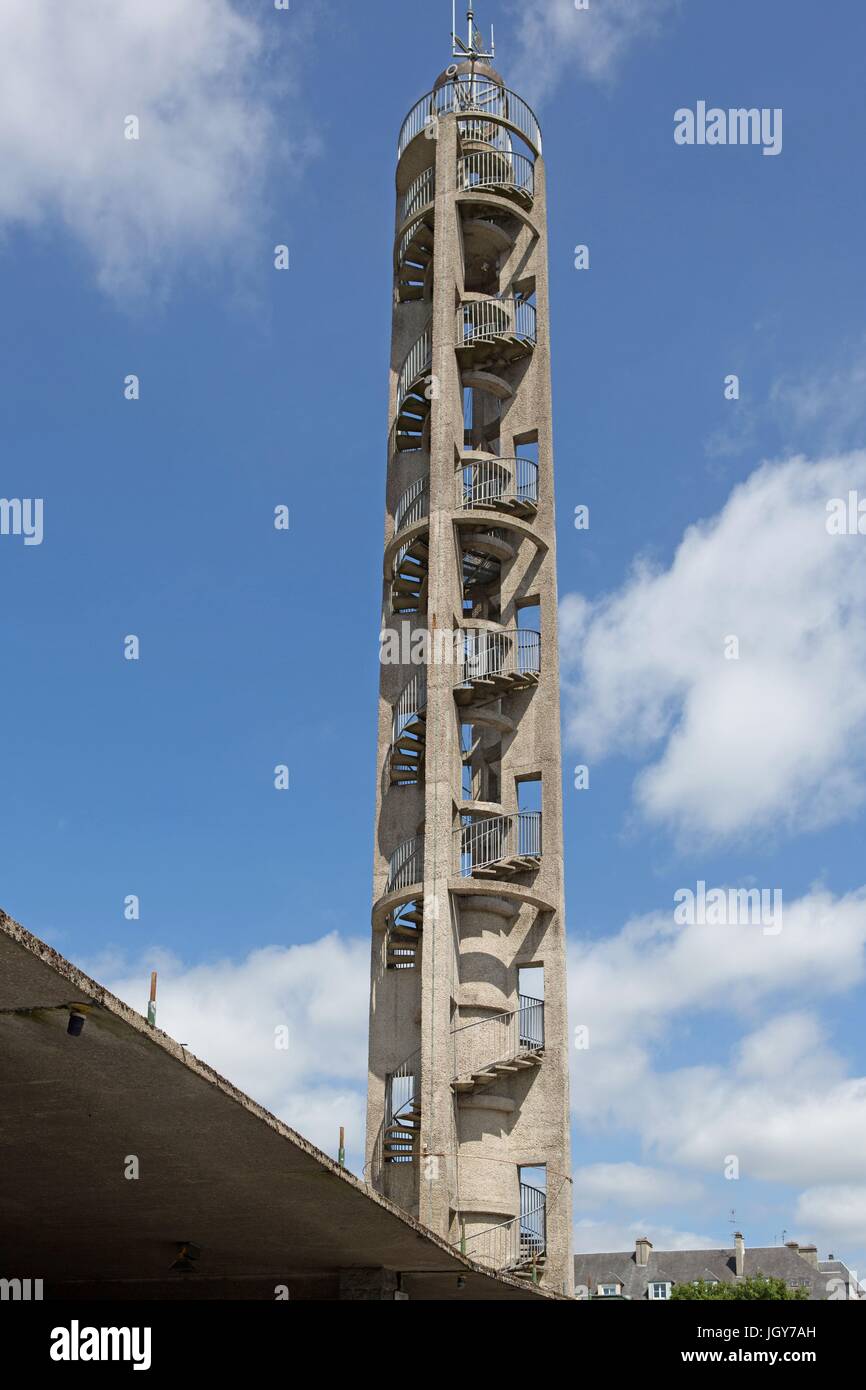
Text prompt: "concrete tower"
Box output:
[[366, 8, 573, 1295]]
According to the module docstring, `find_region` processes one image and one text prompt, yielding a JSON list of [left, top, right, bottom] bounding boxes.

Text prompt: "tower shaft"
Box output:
[[366, 55, 573, 1294]]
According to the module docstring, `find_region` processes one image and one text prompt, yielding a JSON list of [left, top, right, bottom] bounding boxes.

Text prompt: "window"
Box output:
[[461, 722, 502, 804], [599, 1284, 619, 1298], [650, 1282, 670, 1300], [515, 598, 540, 631]]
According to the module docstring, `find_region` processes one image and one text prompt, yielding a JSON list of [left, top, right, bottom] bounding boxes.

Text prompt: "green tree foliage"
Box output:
[[671, 1276, 809, 1301]]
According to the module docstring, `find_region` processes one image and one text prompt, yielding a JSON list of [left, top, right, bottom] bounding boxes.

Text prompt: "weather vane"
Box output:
[[452, 4, 495, 63]]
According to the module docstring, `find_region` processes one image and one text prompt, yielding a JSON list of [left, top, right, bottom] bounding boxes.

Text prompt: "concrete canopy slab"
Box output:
[[0, 910, 555, 1302]]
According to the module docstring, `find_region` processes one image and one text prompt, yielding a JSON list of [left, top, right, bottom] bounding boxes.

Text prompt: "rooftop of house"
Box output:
[[574, 1237, 863, 1301]]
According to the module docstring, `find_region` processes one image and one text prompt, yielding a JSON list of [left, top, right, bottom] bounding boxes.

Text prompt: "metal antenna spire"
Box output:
[[452, 3, 495, 62]]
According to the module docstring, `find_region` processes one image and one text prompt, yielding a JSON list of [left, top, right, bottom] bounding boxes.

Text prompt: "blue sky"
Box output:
[[2, 0, 866, 1283]]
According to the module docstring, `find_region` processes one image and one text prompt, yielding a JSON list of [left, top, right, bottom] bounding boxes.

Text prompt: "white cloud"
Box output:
[[707, 347, 866, 460], [577, 1161, 704, 1209], [511, 0, 679, 101], [770, 352, 866, 452], [562, 453, 866, 845], [569, 889, 866, 1191], [100, 933, 370, 1164], [0, 0, 306, 298], [573, 1216, 715, 1255], [795, 1186, 866, 1249], [648, 1036, 866, 1188], [571, 889, 866, 1050]]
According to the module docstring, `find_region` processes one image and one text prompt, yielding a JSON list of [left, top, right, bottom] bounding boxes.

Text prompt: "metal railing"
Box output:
[[396, 323, 433, 411], [456, 811, 542, 876], [394, 475, 429, 534], [458, 628, 541, 684], [392, 671, 427, 745], [458, 150, 535, 201], [452, 995, 544, 1079], [398, 166, 435, 225], [461, 1181, 547, 1272], [387, 835, 424, 893], [457, 457, 539, 510], [457, 298, 537, 350], [518, 994, 545, 1050], [398, 79, 542, 161]]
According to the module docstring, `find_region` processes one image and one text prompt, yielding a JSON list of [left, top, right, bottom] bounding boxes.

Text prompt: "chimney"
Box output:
[[785, 1241, 800, 1253], [635, 1237, 652, 1267], [799, 1244, 818, 1269], [734, 1232, 745, 1278]]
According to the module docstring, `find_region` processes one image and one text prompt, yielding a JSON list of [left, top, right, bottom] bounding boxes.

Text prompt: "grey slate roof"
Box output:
[[574, 1244, 851, 1301]]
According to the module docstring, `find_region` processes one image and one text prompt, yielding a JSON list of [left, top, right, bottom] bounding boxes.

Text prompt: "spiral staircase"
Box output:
[[385, 899, 424, 969], [457, 149, 535, 208], [396, 168, 436, 304], [461, 1180, 548, 1280], [381, 1048, 422, 1164], [456, 810, 542, 880], [389, 672, 427, 786], [451, 995, 544, 1093], [390, 465, 521, 619], [454, 628, 541, 707]]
